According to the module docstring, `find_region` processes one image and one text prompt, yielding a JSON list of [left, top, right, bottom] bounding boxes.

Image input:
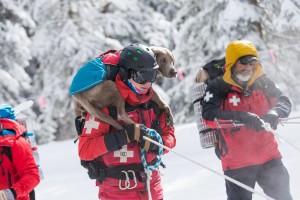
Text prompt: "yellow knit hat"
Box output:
[[225, 40, 258, 70], [223, 40, 264, 88]]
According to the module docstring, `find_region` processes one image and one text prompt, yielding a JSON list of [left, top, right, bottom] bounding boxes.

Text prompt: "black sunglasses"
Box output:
[[130, 69, 157, 84], [238, 57, 258, 66]]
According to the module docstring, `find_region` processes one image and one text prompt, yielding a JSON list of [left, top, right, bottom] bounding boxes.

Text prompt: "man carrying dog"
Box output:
[[201, 40, 293, 200], [77, 44, 176, 200]]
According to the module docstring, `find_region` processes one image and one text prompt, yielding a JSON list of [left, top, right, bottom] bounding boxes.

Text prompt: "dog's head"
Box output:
[[150, 46, 177, 78]]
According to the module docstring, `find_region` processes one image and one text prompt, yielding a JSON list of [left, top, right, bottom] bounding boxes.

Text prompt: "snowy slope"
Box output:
[[35, 113, 300, 200]]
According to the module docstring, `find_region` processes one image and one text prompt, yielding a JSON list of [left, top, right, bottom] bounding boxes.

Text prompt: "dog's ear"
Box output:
[[150, 46, 162, 58]]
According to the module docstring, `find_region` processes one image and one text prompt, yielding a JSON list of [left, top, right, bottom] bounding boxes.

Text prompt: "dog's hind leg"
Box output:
[[73, 94, 123, 130], [114, 97, 135, 125]]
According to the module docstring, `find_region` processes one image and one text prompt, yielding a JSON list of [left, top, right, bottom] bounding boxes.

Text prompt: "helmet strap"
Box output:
[[119, 67, 129, 82]]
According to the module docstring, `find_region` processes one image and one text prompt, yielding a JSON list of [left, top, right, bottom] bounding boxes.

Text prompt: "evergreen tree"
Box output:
[[0, 0, 35, 104], [169, 0, 300, 123], [30, 0, 175, 141]]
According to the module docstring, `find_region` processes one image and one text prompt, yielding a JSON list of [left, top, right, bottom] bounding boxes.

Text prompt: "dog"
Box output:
[[195, 68, 210, 83], [195, 57, 225, 83], [73, 46, 176, 130]]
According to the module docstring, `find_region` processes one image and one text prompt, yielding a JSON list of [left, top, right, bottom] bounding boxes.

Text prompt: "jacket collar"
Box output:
[[115, 74, 153, 106], [0, 118, 26, 146]]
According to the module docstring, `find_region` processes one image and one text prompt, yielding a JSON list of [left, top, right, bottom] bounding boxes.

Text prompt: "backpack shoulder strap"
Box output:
[[106, 64, 119, 81], [148, 100, 163, 117], [145, 101, 163, 132], [203, 57, 225, 80], [1, 146, 12, 162], [108, 106, 118, 132], [99, 50, 121, 81]]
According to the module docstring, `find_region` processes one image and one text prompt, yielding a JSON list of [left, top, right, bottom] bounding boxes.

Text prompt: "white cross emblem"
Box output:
[[114, 145, 134, 163], [204, 91, 213, 102], [84, 115, 100, 134], [229, 95, 241, 106]]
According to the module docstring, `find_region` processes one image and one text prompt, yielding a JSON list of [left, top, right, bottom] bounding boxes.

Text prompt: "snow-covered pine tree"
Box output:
[[168, 0, 300, 124], [257, 0, 300, 105], [0, 0, 35, 105], [30, 0, 175, 142]]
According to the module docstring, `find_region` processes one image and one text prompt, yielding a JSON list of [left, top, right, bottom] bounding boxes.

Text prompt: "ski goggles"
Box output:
[[130, 69, 157, 84], [238, 56, 258, 66]]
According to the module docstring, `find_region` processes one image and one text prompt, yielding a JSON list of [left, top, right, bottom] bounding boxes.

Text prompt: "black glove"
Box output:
[[75, 116, 85, 135], [262, 110, 279, 130], [105, 124, 161, 153], [138, 126, 161, 154], [238, 112, 265, 132], [123, 124, 161, 153], [104, 124, 141, 152], [122, 124, 141, 142], [80, 160, 106, 183]]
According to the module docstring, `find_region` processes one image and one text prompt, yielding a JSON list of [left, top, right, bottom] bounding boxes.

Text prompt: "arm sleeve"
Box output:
[[202, 78, 240, 128], [78, 108, 127, 161], [11, 137, 40, 198], [263, 76, 292, 118]]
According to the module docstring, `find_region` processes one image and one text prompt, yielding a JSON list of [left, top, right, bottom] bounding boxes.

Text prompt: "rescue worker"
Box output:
[[77, 44, 176, 200], [202, 40, 293, 200], [0, 104, 40, 200]]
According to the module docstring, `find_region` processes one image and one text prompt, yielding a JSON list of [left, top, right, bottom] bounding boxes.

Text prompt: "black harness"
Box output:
[[82, 158, 160, 184], [78, 101, 165, 184]]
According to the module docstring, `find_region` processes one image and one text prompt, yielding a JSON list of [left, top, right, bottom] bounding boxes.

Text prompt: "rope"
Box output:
[[143, 136, 276, 200], [263, 124, 300, 152], [140, 126, 163, 171], [281, 116, 300, 121], [139, 126, 163, 200]]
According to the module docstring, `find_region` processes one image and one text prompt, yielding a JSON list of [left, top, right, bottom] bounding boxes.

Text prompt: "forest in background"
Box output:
[[1, 0, 299, 143]]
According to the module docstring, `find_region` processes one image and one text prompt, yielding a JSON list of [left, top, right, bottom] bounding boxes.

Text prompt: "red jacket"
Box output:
[[0, 118, 40, 200], [78, 75, 176, 199], [202, 64, 291, 171]]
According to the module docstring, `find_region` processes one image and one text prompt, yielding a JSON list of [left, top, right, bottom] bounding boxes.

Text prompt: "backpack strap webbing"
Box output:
[[2, 146, 12, 162], [108, 106, 118, 132]]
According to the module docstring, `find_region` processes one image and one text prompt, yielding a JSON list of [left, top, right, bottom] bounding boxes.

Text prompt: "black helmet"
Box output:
[[119, 44, 158, 82]]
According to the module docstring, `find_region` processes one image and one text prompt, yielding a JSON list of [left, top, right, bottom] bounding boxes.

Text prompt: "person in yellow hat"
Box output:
[[202, 40, 293, 200]]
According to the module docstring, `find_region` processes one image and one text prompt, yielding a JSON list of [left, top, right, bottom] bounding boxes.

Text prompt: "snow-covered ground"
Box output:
[[35, 112, 300, 200]]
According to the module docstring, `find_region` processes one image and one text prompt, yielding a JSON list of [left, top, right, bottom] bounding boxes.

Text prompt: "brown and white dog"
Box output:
[[73, 46, 176, 130]]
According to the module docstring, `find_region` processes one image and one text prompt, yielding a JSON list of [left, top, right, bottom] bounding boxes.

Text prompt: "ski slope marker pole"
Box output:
[[14, 100, 34, 115], [143, 136, 275, 200]]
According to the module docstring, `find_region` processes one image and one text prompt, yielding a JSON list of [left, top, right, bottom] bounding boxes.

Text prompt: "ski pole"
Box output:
[[280, 116, 300, 121], [215, 118, 300, 125], [214, 119, 244, 129], [280, 122, 300, 124], [143, 136, 275, 200], [263, 124, 300, 152], [214, 119, 300, 152]]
